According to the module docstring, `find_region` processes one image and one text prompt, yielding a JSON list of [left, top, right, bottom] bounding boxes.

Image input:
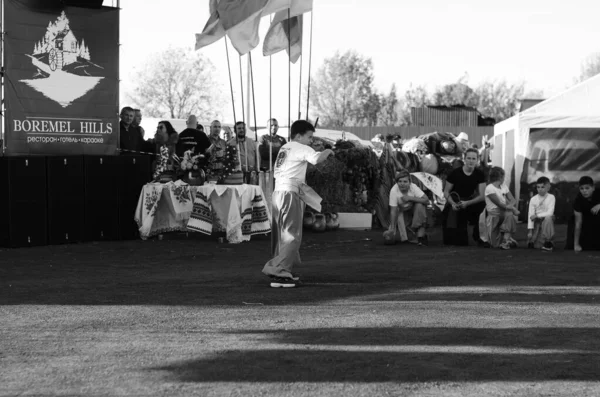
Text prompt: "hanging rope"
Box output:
[[224, 38, 237, 125], [306, 11, 314, 123], [248, 52, 258, 141], [287, 7, 291, 141], [238, 55, 245, 124], [298, 53, 303, 120]]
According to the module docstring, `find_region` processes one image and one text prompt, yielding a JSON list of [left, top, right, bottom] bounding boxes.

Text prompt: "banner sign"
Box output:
[[4, 1, 119, 155]]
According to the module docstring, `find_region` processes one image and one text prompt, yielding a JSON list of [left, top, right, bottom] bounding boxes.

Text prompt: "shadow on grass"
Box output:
[[1, 227, 599, 306], [156, 351, 600, 382], [154, 327, 600, 382], [230, 327, 600, 351]]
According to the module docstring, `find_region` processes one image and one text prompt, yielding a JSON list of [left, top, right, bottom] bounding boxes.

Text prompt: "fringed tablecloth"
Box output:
[[134, 181, 271, 243]]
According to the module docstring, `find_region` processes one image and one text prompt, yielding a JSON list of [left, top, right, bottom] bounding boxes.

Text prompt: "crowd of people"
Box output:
[[386, 146, 600, 253], [118, 106, 289, 177], [119, 109, 599, 288]]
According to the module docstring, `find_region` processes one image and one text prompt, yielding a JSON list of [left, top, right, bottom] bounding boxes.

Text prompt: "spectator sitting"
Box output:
[[573, 176, 600, 252], [386, 170, 430, 246], [176, 115, 211, 158], [527, 176, 556, 251], [484, 166, 519, 249], [442, 148, 486, 246]]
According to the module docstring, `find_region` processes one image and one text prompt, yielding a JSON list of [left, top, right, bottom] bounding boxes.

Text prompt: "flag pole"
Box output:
[[239, 55, 245, 125], [249, 52, 258, 141], [249, 52, 259, 172], [287, 7, 291, 139], [298, 52, 303, 120], [246, 54, 252, 137], [268, 15, 274, 257], [224, 37, 237, 125], [306, 11, 314, 122]]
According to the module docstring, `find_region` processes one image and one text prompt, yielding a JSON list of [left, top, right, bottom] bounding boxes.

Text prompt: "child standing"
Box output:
[[573, 176, 600, 252], [484, 167, 520, 249], [527, 177, 556, 251]]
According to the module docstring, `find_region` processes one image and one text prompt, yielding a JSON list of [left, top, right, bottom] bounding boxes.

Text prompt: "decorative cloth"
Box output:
[[167, 180, 194, 220], [187, 185, 217, 236], [186, 184, 272, 243]]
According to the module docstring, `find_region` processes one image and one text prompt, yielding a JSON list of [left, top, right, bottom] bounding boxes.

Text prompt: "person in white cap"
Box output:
[[454, 132, 470, 154]]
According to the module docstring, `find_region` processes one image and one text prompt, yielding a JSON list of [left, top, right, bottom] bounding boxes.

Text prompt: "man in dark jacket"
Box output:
[[119, 106, 154, 155], [176, 115, 211, 157]]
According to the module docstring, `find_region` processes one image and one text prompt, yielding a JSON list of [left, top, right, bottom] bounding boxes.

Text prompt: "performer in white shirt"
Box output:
[[262, 120, 334, 288]]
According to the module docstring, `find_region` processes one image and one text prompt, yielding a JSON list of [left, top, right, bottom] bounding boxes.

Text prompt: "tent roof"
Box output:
[[522, 73, 600, 117], [495, 73, 600, 132]]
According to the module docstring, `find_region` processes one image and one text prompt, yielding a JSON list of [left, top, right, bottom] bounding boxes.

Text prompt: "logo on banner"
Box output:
[[19, 11, 104, 108]]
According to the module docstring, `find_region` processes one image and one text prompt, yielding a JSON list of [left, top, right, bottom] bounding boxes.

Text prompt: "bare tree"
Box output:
[[127, 47, 225, 119], [575, 52, 600, 83]]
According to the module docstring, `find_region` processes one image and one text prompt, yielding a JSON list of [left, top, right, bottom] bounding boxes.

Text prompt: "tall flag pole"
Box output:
[[225, 37, 237, 125], [238, 55, 245, 124], [306, 11, 314, 122], [287, 7, 291, 140], [249, 53, 259, 142], [298, 53, 303, 120]]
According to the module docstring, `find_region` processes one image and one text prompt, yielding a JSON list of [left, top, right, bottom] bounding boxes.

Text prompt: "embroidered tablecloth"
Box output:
[[134, 181, 271, 243]]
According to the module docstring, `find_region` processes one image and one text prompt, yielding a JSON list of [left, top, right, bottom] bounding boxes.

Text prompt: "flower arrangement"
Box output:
[[177, 150, 205, 172]]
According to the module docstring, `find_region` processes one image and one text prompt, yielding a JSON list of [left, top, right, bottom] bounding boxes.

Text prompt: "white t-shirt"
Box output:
[[527, 193, 556, 229], [485, 183, 509, 211], [273, 141, 321, 186], [389, 184, 425, 211]]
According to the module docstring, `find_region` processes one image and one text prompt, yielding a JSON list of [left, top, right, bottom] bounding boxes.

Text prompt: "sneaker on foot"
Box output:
[[542, 241, 554, 252], [269, 277, 297, 288], [500, 241, 511, 250], [478, 240, 491, 248], [270, 274, 300, 282], [417, 236, 429, 246], [527, 242, 534, 249]]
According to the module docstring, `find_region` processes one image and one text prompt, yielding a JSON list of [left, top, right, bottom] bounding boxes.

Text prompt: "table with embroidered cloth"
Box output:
[[134, 181, 271, 243]]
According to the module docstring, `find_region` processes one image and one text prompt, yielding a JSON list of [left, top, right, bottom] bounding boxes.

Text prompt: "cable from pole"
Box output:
[[224, 37, 237, 124], [298, 52, 303, 120], [287, 7, 291, 140], [249, 52, 258, 141], [239, 54, 245, 124], [306, 11, 314, 123]]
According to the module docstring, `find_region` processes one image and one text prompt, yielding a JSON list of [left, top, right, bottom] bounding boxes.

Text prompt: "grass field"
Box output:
[[1, 225, 600, 396]]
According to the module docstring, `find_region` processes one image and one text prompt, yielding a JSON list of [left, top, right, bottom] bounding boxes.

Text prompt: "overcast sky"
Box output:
[[108, 0, 600, 126]]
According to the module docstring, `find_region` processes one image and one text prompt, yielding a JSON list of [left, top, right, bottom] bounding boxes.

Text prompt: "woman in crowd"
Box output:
[[484, 166, 519, 249], [152, 121, 179, 179]]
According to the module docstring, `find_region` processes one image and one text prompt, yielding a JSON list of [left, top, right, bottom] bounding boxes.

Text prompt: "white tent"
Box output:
[[493, 74, 600, 215]]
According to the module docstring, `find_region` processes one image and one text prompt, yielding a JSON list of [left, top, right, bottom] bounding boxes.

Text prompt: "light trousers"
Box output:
[[486, 208, 517, 248], [531, 217, 555, 248], [262, 191, 304, 278]]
